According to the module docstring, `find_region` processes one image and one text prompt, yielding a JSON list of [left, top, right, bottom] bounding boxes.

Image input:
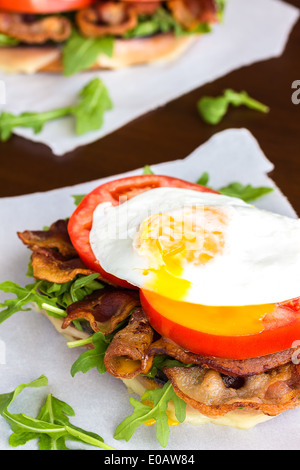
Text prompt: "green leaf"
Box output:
[[144, 355, 191, 379], [142, 165, 154, 175], [0, 376, 115, 450], [124, 7, 211, 39], [34, 394, 107, 450], [0, 78, 113, 142], [72, 194, 86, 206], [70, 332, 112, 377], [196, 172, 210, 186], [114, 381, 186, 448], [0, 376, 48, 417], [224, 89, 270, 113], [0, 280, 60, 324], [0, 33, 19, 46], [72, 78, 113, 135], [0, 108, 70, 142], [196, 172, 274, 203], [197, 89, 269, 125], [124, 8, 178, 38], [219, 182, 274, 203], [215, 0, 227, 21], [197, 96, 229, 125], [62, 29, 114, 76], [0, 273, 104, 325], [70, 273, 103, 302]]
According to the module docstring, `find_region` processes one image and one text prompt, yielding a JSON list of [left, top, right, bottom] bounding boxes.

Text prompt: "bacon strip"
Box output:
[[0, 13, 71, 44], [31, 247, 95, 284], [123, 1, 162, 15], [167, 0, 218, 30], [62, 288, 140, 335], [18, 220, 77, 259], [104, 308, 154, 379], [165, 364, 300, 418], [76, 2, 138, 38], [147, 337, 296, 377]]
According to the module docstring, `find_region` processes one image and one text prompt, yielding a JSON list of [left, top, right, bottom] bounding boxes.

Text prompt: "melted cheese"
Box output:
[[122, 378, 273, 430]]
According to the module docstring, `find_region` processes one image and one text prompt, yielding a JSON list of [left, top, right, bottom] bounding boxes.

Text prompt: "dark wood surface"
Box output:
[[0, 1, 299, 214]]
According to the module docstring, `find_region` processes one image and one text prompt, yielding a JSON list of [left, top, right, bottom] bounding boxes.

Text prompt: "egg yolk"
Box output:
[[135, 206, 274, 335], [141, 290, 276, 336], [135, 205, 228, 300]]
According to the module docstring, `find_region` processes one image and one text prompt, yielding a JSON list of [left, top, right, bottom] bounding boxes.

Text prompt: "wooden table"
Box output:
[[0, 0, 299, 214]]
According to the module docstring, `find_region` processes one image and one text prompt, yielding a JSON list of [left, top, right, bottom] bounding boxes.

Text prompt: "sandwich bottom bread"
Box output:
[[1, 174, 300, 446], [0, 33, 196, 74]]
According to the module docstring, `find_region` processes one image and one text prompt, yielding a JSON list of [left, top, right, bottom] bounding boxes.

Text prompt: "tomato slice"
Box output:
[[140, 290, 300, 359], [0, 0, 96, 14], [68, 175, 217, 288]]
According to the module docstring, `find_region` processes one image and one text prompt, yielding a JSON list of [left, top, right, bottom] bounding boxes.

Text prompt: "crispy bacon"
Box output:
[[18, 220, 77, 259], [165, 364, 300, 418], [31, 247, 95, 284], [122, 1, 162, 15], [76, 2, 138, 38], [147, 337, 296, 377], [62, 288, 140, 334], [0, 13, 71, 44], [167, 0, 218, 30], [104, 308, 154, 379]]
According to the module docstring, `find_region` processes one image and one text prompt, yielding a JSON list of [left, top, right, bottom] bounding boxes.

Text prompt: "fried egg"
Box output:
[[89, 187, 300, 307]]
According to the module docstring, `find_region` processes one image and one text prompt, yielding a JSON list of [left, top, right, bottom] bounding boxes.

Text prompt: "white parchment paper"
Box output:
[[0, 0, 298, 155], [0, 128, 299, 450]]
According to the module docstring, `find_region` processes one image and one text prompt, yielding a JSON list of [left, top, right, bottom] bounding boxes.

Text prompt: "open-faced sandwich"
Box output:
[[0, 0, 224, 75], [1, 173, 300, 447]]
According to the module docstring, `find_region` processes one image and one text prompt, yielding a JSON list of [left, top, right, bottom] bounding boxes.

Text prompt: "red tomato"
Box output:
[[140, 290, 300, 359], [68, 175, 217, 288], [0, 0, 96, 14]]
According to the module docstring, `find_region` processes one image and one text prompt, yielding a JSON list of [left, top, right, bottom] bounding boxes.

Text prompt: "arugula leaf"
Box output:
[[72, 194, 86, 206], [73, 78, 113, 135], [123, 8, 180, 38], [215, 0, 227, 20], [0, 273, 104, 324], [0, 375, 114, 450], [0, 33, 19, 46], [0, 280, 62, 324], [0, 108, 70, 142], [196, 172, 274, 203], [144, 355, 191, 379], [69, 273, 103, 303], [224, 89, 270, 113], [124, 7, 211, 39], [147, 167, 273, 204], [0, 78, 113, 142], [70, 332, 112, 377], [62, 29, 114, 76], [219, 182, 274, 202], [142, 165, 154, 175], [114, 381, 186, 448], [197, 89, 269, 125], [196, 171, 210, 186]]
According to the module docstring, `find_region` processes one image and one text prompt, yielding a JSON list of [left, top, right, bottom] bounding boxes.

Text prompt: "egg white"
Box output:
[[89, 187, 300, 306]]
